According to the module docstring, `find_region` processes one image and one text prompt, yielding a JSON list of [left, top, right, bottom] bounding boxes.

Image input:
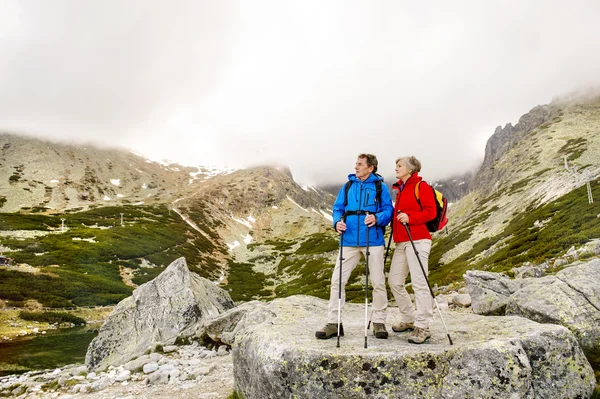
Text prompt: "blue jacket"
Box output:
[[332, 173, 393, 247]]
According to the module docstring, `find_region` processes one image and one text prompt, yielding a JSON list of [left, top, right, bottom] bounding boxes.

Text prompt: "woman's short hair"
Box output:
[[358, 153, 378, 173], [395, 156, 421, 173]]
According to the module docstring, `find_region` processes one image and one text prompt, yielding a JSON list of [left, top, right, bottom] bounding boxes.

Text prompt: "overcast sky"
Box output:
[[1, 1, 600, 185]]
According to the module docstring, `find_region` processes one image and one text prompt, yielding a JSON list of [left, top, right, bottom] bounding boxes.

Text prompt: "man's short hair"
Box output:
[[358, 153, 378, 173]]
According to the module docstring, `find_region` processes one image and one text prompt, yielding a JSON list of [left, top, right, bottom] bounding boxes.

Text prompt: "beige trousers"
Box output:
[[388, 239, 433, 329], [327, 245, 387, 324]]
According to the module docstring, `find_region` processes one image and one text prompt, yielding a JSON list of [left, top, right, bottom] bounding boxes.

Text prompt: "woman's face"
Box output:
[[395, 160, 411, 182]]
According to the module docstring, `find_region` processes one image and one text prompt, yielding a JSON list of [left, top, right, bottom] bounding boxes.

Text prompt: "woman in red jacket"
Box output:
[[388, 156, 437, 344]]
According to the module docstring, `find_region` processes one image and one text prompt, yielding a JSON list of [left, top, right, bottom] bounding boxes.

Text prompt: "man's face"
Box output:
[[355, 157, 374, 180]]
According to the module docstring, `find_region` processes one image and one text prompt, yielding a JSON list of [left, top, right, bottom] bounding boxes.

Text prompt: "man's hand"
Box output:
[[336, 221, 347, 233], [364, 214, 377, 227]]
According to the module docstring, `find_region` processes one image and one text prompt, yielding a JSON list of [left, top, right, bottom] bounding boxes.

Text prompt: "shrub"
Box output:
[[19, 311, 86, 324]]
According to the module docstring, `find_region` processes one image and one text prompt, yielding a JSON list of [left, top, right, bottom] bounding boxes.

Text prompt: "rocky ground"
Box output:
[[0, 343, 234, 399], [0, 291, 475, 399]]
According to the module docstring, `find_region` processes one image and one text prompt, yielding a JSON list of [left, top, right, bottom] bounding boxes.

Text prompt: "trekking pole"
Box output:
[[364, 222, 370, 349], [402, 223, 453, 345], [336, 218, 345, 348], [368, 223, 393, 330]]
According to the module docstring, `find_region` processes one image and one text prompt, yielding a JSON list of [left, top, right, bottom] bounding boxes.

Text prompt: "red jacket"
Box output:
[[392, 173, 437, 243]]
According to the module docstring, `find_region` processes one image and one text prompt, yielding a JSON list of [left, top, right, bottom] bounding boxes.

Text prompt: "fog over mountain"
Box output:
[[1, 1, 600, 185]]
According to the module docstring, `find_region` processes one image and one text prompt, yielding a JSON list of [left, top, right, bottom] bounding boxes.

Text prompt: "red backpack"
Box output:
[[415, 181, 448, 232]]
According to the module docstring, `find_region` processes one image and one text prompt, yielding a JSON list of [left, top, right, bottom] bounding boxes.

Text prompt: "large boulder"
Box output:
[[85, 257, 234, 371], [463, 270, 525, 315], [203, 295, 595, 399], [506, 259, 600, 365]]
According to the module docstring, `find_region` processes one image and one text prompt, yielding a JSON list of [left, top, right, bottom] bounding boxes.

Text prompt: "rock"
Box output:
[[115, 369, 131, 382], [85, 257, 235, 371], [217, 346, 229, 356], [554, 258, 568, 267], [452, 293, 472, 307], [464, 270, 525, 315], [227, 295, 595, 399], [162, 345, 179, 353], [147, 370, 170, 385], [123, 355, 150, 372], [202, 300, 276, 345], [90, 377, 111, 391], [143, 363, 159, 374], [68, 365, 88, 376], [506, 259, 600, 365], [511, 264, 546, 279]]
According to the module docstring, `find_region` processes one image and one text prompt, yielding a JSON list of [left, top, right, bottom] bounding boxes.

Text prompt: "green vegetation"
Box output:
[[593, 369, 600, 399], [0, 204, 226, 307], [19, 311, 86, 325], [508, 177, 533, 195], [295, 233, 338, 254], [223, 260, 272, 302], [558, 137, 588, 161], [430, 178, 600, 286], [0, 196, 6, 208]]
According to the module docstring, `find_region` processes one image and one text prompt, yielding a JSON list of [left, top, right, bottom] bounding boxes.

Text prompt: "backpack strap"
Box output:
[[343, 181, 353, 207], [374, 180, 382, 209], [414, 181, 422, 208]]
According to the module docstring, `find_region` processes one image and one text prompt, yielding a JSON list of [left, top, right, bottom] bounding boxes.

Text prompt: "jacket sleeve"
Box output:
[[332, 185, 346, 229], [375, 184, 394, 227], [410, 181, 437, 225]]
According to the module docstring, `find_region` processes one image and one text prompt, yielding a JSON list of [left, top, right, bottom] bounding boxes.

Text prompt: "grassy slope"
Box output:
[[0, 204, 225, 307], [429, 177, 600, 285]]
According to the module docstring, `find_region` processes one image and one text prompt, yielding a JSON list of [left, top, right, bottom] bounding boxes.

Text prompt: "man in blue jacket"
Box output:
[[315, 153, 394, 340]]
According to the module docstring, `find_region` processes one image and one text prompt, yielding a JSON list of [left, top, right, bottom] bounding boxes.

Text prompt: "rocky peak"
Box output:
[[476, 103, 564, 190]]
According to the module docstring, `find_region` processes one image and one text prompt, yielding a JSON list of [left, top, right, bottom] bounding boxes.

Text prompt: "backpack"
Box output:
[[415, 181, 448, 232]]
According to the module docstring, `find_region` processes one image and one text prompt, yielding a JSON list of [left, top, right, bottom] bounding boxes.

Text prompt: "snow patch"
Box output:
[[232, 216, 252, 228], [117, 194, 125, 198], [103, 196, 111, 201], [110, 179, 121, 186], [287, 196, 308, 212], [243, 234, 253, 244], [320, 209, 334, 222], [49, 179, 59, 184], [227, 241, 240, 251]]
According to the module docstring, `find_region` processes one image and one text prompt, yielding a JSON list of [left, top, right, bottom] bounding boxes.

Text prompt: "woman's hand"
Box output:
[[396, 212, 409, 224]]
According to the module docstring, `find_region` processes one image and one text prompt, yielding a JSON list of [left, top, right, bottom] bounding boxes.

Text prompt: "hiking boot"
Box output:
[[315, 323, 344, 339], [408, 327, 431, 344], [392, 321, 414, 333], [372, 323, 388, 339]]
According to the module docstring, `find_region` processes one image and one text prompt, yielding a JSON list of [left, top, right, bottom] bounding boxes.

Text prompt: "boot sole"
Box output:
[[315, 331, 344, 339], [408, 336, 431, 344], [392, 327, 414, 333]]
